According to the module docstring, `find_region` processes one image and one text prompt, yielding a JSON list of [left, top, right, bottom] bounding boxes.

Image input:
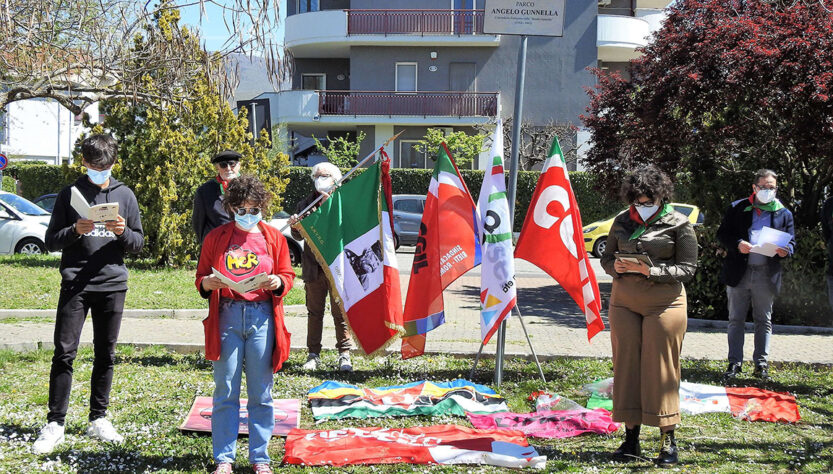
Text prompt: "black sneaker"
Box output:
[[723, 362, 742, 380], [753, 364, 771, 381]]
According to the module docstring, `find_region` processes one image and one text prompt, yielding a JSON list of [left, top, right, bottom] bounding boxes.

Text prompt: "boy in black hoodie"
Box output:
[[33, 134, 144, 455]]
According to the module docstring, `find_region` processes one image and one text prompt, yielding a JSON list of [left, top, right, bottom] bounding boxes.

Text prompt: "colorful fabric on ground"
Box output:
[[179, 397, 300, 436], [584, 378, 800, 422], [295, 160, 403, 356], [467, 408, 620, 439], [476, 120, 517, 344], [401, 143, 481, 358], [283, 425, 546, 469], [514, 136, 604, 340], [308, 379, 508, 420]]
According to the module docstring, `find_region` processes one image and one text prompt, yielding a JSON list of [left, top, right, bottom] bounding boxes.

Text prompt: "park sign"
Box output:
[[483, 0, 565, 37]]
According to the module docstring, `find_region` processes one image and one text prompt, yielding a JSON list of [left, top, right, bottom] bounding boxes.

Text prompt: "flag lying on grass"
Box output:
[[401, 143, 481, 358], [476, 120, 517, 344], [514, 136, 604, 340], [283, 425, 547, 469], [308, 379, 508, 420], [295, 159, 403, 356], [584, 378, 800, 423], [467, 408, 619, 439], [179, 397, 300, 436]]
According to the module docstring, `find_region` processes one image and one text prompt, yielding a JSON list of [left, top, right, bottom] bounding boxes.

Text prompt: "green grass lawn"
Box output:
[[0, 255, 305, 309], [0, 347, 830, 473]]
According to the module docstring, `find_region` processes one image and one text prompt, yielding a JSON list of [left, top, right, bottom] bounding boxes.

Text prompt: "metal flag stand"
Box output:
[[278, 131, 404, 232], [469, 304, 547, 383]]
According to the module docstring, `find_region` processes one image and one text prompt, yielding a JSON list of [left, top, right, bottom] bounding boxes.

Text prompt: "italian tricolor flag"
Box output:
[[296, 160, 404, 356]]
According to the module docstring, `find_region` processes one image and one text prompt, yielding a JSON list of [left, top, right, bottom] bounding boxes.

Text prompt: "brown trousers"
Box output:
[[608, 275, 687, 427], [305, 274, 351, 354]]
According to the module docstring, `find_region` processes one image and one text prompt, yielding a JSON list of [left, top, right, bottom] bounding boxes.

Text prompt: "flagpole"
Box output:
[[469, 306, 546, 383], [279, 131, 405, 232], [495, 34, 529, 387]]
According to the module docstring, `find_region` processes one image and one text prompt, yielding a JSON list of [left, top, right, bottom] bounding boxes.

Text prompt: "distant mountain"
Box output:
[[225, 53, 286, 103]]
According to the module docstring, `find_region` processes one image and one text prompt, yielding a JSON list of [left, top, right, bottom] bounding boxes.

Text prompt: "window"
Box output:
[[394, 198, 424, 214], [398, 140, 428, 169], [302, 74, 326, 91], [672, 205, 693, 217], [395, 63, 418, 92], [297, 0, 319, 13]]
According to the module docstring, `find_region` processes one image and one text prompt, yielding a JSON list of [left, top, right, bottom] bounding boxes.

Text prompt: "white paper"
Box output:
[[750, 226, 791, 256], [70, 186, 120, 222], [211, 267, 270, 294]]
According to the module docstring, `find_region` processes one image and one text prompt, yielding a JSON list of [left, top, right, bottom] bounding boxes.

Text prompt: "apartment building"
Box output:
[[259, 0, 668, 169]]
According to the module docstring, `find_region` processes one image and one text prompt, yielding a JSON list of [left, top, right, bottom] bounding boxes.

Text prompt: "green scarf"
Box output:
[[629, 203, 673, 241], [743, 194, 784, 213]]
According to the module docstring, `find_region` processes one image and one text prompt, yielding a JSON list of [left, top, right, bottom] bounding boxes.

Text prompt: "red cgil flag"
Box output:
[[514, 136, 604, 340]]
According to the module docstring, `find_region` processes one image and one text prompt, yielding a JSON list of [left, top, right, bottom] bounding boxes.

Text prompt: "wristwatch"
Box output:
[[71, 223, 78, 235]]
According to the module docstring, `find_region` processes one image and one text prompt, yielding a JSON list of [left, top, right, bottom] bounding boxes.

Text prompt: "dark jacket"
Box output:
[[717, 198, 795, 290], [192, 178, 232, 244], [291, 191, 324, 282], [46, 175, 144, 292], [822, 197, 833, 276]]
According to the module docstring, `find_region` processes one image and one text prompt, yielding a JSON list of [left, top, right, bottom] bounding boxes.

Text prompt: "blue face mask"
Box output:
[[87, 168, 112, 185], [234, 212, 262, 230]]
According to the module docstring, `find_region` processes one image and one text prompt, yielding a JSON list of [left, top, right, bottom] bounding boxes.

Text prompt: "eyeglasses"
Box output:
[[633, 200, 656, 208], [234, 207, 261, 216], [755, 185, 777, 191], [217, 160, 239, 169]]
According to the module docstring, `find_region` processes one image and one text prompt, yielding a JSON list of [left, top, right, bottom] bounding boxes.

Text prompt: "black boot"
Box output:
[[612, 425, 641, 462], [655, 429, 678, 467]]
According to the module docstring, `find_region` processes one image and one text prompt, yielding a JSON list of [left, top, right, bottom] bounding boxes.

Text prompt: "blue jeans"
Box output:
[[212, 299, 275, 464], [726, 266, 775, 367]]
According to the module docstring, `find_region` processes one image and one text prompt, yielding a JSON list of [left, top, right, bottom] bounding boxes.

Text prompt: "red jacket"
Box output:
[[195, 221, 296, 372]]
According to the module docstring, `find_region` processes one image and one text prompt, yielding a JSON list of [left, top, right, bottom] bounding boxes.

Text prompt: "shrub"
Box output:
[[686, 225, 831, 326], [1, 174, 15, 193]]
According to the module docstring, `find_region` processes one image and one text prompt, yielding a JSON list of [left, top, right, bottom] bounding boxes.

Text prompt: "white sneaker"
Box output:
[[86, 418, 124, 444], [302, 353, 320, 371], [33, 422, 65, 454], [337, 352, 353, 372]]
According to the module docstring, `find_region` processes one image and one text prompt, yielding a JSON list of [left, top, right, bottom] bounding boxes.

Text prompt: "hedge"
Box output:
[[1, 174, 15, 193], [3, 161, 78, 201], [280, 166, 621, 231], [687, 225, 832, 326]]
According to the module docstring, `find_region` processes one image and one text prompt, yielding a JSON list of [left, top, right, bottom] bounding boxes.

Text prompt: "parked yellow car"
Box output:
[[582, 203, 704, 258]]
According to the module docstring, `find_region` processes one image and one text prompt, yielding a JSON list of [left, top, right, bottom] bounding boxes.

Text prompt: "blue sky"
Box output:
[[178, 1, 286, 53]]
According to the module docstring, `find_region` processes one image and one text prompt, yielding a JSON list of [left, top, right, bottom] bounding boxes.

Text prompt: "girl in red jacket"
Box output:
[[195, 174, 295, 474]]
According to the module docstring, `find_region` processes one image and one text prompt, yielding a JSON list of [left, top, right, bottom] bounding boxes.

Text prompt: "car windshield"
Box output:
[[0, 193, 50, 216]]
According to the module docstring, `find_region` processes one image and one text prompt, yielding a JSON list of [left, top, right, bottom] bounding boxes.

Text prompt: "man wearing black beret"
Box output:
[[192, 150, 242, 244]]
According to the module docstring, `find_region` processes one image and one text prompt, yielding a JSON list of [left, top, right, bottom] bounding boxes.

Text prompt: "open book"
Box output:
[[211, 267, 270, 294], [70, 186, 120, 222]]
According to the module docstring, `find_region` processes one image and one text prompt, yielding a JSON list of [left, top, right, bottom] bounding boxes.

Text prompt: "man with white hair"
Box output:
[[289, 162, 353, 372]]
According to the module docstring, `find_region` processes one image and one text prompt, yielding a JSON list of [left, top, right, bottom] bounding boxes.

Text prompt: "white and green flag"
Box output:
[[476, 120, 517, 343]]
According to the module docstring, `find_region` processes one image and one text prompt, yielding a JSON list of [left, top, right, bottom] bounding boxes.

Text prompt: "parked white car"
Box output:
[[268, 211, 304, 266], [0, 191, 51, 254]]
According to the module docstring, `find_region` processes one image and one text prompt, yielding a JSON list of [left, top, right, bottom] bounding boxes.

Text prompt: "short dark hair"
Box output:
[[754, 169, 777, 185], [620, 164, 674, 204], [223, 174, 272, 213], [81, 134, 118, 168]]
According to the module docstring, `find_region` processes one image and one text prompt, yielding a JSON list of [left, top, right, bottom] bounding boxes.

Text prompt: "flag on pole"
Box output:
[[401, 143, 481, 359], [476, 121, 516, 344], [295, 159, 404, 355], [514, 136, 604, 340]]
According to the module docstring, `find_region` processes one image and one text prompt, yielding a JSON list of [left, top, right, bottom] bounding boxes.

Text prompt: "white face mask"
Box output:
[[756, 188, 776, 204], [636, 205, 660, 222], [315, 176, 335, 194]]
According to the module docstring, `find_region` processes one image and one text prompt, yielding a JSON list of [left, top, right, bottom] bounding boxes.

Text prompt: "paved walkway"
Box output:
[[2, 272, 832, 365]]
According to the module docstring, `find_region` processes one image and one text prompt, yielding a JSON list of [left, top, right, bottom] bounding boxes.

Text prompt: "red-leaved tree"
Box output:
[[581, 0, 833, 227]]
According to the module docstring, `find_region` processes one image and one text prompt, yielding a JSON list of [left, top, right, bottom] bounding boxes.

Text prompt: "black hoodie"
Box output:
[[46, 175, 144, 291]]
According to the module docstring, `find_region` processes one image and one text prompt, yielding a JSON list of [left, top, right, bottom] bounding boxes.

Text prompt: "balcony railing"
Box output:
[[346, 9, 485, 36], [318, 91, 498, 117]]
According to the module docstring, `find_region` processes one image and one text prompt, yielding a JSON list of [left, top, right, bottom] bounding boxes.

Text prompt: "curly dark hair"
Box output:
[[620, 164, 674, 204], [223, 174, 272, 213]]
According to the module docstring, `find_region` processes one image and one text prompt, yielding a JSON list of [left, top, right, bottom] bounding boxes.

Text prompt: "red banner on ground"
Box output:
[[283, 425, 546, 469]]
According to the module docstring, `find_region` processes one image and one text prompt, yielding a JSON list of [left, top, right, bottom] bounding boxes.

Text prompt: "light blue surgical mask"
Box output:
[[234, 212, 262, 230], [87, 167, 112, 185], [636, 205, 660, 222]]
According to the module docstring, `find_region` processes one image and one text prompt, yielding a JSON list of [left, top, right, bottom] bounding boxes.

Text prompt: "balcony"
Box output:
[[286, 9, 500, 58], [318, 91, 498, 118], [597, 14, 651, 62]]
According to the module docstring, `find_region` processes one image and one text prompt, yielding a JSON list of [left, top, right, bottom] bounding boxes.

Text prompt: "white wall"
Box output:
[[1, 99, 100, 164]]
